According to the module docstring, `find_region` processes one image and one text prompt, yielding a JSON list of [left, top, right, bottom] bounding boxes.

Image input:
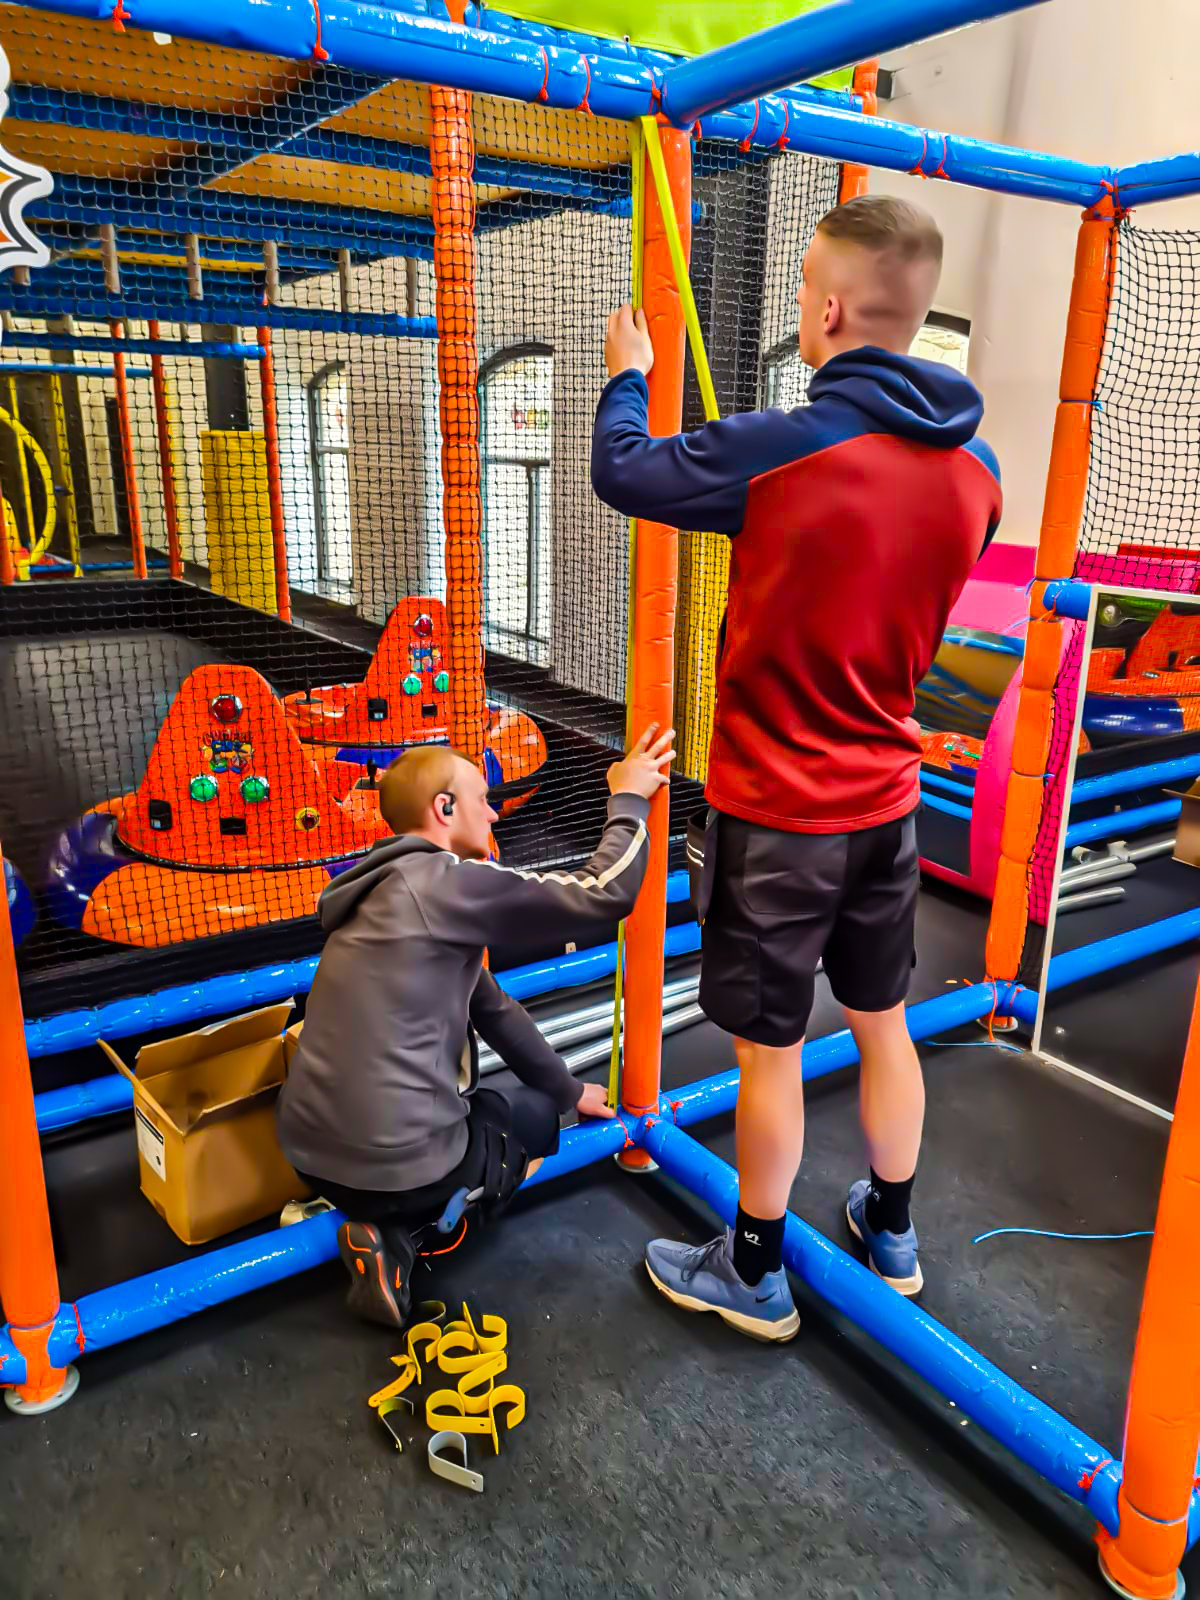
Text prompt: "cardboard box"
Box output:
[[1167, 780, 1200, 868], [98, 1002, 310, 1246]]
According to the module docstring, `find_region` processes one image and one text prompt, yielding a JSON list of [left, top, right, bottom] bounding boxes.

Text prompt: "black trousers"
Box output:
[[298, 1085, 560, 1260]]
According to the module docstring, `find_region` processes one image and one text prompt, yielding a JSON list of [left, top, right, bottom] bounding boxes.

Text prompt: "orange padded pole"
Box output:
[[0, 488, 13, 586], [430, 82, 486, 770], [984, 203, 1117, 983], [838, 61, 879, 203], [147, 320, 183, 581], [1097, 974, 1200, 1598], [256, 326, 293, 623], [0, 841, 69, 1408], [110, 319, 148, 581], [618, 125, 689, 1164]]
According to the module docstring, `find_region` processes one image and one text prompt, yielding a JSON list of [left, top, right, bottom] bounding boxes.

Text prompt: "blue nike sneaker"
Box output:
[[846, 1179, 924, 1296], [644, 1229, 800, 1342]]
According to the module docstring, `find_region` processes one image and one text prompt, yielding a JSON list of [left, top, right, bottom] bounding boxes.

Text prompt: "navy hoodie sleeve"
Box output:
[[964, 436, 1003, 551], [591, 369, 854, 535]]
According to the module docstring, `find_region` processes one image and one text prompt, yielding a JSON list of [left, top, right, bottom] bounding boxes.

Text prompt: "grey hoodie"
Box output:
[[276, 792, 651, 1192]]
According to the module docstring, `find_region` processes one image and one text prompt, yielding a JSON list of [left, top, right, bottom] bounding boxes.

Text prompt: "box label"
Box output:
[[135, 1107, 167, 1180]]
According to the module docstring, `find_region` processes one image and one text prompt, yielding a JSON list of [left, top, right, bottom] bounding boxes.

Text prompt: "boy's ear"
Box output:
[[824, 293, 842, 335]]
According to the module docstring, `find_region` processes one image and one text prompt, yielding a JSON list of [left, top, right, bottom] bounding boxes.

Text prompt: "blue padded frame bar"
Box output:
[[0, 331, 266, 359], [1063, 800, 1181, 851], [659, 0, 1048, 127], [1039, 579, 1093, 621], [17, 0, 1110, 208], [1114, 152, 1200, 209], [638, 1118, 1146, 1538]]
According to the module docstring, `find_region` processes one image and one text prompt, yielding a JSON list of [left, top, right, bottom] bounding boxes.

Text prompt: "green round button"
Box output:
[[403, 674, 422, 696], [189, 774, 218, 803], [240, 775, 270, 803], [434, 670, 450, 693]]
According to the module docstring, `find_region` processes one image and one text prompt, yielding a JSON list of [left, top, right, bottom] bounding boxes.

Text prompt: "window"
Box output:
[[911, 311, 970, 372], [308, 362, 353, 591], [760, 312, 971, 409], [762, 342, 816, 411], [479, 346, 552, 666]]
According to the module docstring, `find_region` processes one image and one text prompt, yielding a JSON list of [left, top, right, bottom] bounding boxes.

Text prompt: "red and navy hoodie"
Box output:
[[591, 347, 1002, 834]]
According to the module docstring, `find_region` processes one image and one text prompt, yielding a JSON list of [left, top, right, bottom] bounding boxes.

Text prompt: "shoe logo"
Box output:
[[755, 1294, 772, 1304], [743, 1231, 760, 1245]]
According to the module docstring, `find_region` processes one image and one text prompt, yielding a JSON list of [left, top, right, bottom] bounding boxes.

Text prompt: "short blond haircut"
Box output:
[[378, 744, 473, 835], [817, 195, 943, 269]]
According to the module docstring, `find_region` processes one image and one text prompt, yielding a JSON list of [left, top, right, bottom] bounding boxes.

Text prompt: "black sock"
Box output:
[[732, 1206, 785, 1286], [864, 1168, 915, 1235]]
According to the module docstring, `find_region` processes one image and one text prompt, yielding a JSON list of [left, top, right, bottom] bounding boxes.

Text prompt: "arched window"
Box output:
[[479, 345, 552, 666], [308, 361, 352, 591], [761, 340, 816, 411], [761, 312, 972, 409]]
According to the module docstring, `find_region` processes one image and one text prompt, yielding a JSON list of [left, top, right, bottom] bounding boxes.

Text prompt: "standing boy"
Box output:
[[591, 196, 1001, 1341]]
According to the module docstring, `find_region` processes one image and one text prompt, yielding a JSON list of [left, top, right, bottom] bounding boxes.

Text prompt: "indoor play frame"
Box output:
[[3, 1, 1200, 1596]]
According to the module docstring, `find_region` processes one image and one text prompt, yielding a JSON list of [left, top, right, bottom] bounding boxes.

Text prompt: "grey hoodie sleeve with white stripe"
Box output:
[[417, 792, 652, 949]]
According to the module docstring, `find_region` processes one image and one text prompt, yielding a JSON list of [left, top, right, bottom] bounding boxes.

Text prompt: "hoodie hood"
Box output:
[[318, 834, 443, 931], [808, 346, 982, 449]]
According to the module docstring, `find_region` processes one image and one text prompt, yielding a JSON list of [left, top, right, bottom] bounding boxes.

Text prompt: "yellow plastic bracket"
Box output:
[[368, 1355, 419, 1412]]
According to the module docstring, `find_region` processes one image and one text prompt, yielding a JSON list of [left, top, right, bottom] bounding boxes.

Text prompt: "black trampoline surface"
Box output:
[[6, 881, 1196, 1600]]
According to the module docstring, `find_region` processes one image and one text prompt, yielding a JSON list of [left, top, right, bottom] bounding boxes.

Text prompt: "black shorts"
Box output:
[[297, 1084, 560, 1253], [694, 809, 919, 1048]]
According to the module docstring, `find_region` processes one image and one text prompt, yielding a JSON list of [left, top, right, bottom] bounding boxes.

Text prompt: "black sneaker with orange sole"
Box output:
[[337, 1221, 415, 1329]]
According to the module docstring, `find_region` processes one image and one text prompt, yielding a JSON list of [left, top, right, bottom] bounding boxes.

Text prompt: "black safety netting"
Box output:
[[1011, 221, 1200, 986], [1077, 220, 1200, 587], [673, 144, 840, 784], [0, 10, 853, 1014]]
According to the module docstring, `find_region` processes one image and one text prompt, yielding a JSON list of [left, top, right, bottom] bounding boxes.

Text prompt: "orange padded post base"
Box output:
[[1096, 974, 1200, 1600], [0, 842, 71, 1410]]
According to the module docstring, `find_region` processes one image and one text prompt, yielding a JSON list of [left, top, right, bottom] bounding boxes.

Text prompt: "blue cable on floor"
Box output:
[[972, 1226, 1153, 1246]]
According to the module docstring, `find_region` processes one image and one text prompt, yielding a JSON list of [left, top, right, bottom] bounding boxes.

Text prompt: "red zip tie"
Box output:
[[774, 101, 790, 151], [110, 0, 129, 32], [910, 133, 949, 181], [576, 57, 593, 116], [71, 1301, 85, 1353], [536, 46, 550, 103], [667, 1099, 682, 1124], [649, 82, 662, 110], [614, 1113, 636, 1150], [310, 0, 329, 62], [1078, 1459, 1113, 1494], [738, 100, 761, 154], [692, 119, 702, 139]]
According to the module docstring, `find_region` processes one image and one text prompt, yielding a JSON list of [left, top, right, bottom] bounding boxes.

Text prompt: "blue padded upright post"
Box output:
[[659, 0, 1049, 126], [637, 1117, 1131, 1534]]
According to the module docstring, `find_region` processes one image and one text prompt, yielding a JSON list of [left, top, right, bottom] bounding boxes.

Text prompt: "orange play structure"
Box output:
[[48, 664, 390, 948], [284, 597, 548, 817]]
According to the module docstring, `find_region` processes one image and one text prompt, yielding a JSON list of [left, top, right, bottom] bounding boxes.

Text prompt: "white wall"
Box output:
[[872, 0, 1200, 545]]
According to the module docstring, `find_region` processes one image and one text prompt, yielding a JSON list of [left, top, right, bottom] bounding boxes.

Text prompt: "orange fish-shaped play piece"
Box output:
[[117, 663, 390, 870], [285, 597, 452, 748]]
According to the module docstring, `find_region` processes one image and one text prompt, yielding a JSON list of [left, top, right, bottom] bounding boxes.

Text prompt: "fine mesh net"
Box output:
[[674, 145, 840, 783], [0, 13, 841, 1014], [1077, 220, 1200, 589]]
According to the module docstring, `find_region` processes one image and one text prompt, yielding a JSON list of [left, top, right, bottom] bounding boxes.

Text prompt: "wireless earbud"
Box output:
[[439, 791, 456, 818]]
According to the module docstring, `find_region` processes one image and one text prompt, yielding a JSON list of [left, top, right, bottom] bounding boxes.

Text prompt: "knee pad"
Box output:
[[476, 1121, 530, 1222]]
